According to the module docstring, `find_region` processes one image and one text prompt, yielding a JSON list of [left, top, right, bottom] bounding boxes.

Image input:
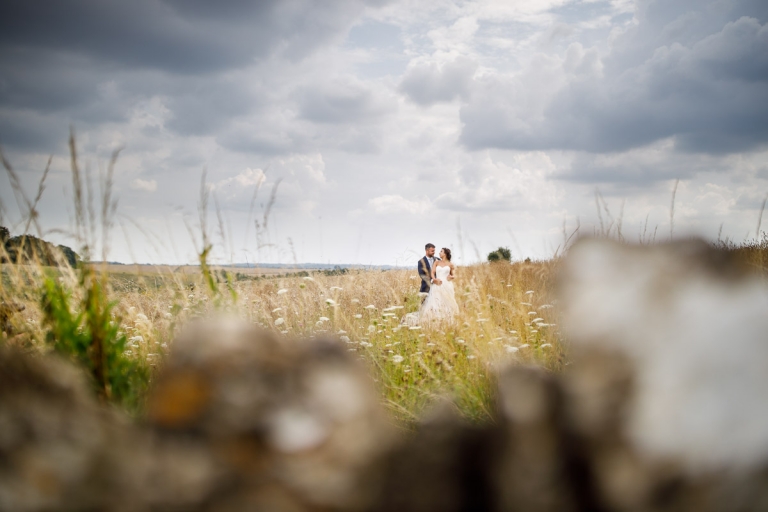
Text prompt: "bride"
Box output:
[[420, 248, 460, 324]]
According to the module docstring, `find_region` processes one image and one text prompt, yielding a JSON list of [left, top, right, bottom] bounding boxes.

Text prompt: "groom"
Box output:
[[418, 243, 441, 298]]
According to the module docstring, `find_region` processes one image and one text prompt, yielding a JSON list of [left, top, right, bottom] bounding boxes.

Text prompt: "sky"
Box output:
[[1, 0, 767, 266]]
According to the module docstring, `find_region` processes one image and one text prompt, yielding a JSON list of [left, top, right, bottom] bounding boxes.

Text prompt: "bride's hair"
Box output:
[[442, 248, 452, 261]]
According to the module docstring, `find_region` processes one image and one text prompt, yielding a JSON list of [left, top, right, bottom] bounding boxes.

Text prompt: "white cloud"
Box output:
[[131, 178, 157, 192], [368, 194, 432, 214]]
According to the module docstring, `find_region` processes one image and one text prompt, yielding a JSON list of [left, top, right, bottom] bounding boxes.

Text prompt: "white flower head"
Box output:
[[277, 289, 288, 295], [368, 325, 376, 333], [318, 316, 329, 322], [272, 307, 282, 313], [275, 318, 285, 326], [391, 354, 405, 364], [364, 304, 376, 310], [354, 314, 363, 319]]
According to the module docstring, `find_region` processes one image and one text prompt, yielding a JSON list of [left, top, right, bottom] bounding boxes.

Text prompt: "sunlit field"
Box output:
[[1, 255, 564, 425]]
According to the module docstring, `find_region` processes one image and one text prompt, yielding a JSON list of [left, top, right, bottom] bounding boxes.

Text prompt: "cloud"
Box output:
[[368, 194, 432, 214], [434, 152, 561, 212], [399, 56, 478, 105], [131, 178, 158, 192], [460, 3, 768, 155], [0, 0, 379, 74], [298, 80, 392, 124]]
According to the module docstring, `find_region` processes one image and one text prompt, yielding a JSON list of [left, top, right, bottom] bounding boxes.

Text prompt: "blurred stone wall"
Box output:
[[2, 238, 768, 511]]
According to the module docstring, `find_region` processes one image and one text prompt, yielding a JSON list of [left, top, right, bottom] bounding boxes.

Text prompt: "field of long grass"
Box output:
[[0, 255, 564, 424]]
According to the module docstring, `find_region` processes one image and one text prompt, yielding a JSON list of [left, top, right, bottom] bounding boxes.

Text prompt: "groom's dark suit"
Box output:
[[418, 255, 441, 293]]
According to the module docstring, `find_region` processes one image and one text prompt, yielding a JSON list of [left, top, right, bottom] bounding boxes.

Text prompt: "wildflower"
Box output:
[[272, 307, 282, 313], [368, 325, 376, 333], [505, 345, 519, 353], [383, 306, 404, 312], [351, 298, 360, 303], [456, 339, 465, 344], [318, 316, 329, 322], [520, 302, 532, 307], [409, 326, 421, 330], [506, 284, 513, 287], [354, 314, 363, 319], [426, 343, 435, 347], [540, 304, 553, 309], [467, 355, 477, 360], [338, 329, 347, 334], [129, 335, 144, 343], [330, 286, 343, 291], [340, 335, 351, 343], [530, 329, 538, 333], [525, 290, 534, 295], [161, 343, 168, 350], [277, 289, 288, 295], [509, 330, 518, 334], [275, 318, 285, 326], [536, 323, 550, 327], [477, 318, 488, 323], [527, 311, 537, 316], [163, 312, 172, 319], [360, 341, 372, 348], [364, 304, 376, 310], [532, 317, 544, 323], [136, 313, 149, 322], [124, 350, 133, 356], [325, 299, 337, 305], [303, 276, 315, 281], [281, 330, 289, 334], [519, 344, 530, 349], [541, 343, 552, 348]]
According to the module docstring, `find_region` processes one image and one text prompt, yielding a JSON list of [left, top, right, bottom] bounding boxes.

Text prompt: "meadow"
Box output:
[[0, 254, 563, 425]]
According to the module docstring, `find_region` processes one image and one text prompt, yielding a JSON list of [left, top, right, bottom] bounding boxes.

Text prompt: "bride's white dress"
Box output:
[[420, 265, 460, 324]]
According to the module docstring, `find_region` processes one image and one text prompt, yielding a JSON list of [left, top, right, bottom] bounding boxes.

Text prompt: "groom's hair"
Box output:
[[425, 243, 435, 250]]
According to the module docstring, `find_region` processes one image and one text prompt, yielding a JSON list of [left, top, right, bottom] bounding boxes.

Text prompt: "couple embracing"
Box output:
[[417, 243, 460, 324]]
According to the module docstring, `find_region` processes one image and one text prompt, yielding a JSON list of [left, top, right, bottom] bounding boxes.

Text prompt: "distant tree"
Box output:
[[0, 226, 9, 244], [487, 246, 511, 263]]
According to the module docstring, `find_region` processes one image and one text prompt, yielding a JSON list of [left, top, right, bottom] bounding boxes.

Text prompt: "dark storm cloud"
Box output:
[[460, 0, 768, 155], [0, 0, 384, 150], [0, 0, 376, 74]]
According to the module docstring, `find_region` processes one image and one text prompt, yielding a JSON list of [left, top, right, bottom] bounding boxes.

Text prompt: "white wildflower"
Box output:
[[360, 341, 372, 348], [364, 304, 376, 310], [303, 276, 315, 281], [505, 345, 519, 353], [532, 317, 544, 323], [277, 288, 288, 295], [392, 355, 405, 364], [354, 314, 363, 319], [525, 290, 534, 295], [325, 299, 337, 305], [540, 304, 553, 309], [318, 316, 329, 322], [368, 325, 376, 333], [272, 307, 282, 313], [541, 343, 552, 348], [274, 318, 285, 326], [351, 298, 360, 303], [409, 326, 421, 330], [330, 286, 343, 291], [129, 335, 144, 343], [467, 355, 477, 360], [340, 335, 351, 343], [426, 343, 435, 347], [456, 339, 465, 344]]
